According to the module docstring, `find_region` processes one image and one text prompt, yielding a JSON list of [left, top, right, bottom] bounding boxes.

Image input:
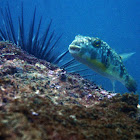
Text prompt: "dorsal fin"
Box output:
[[119, 52, 135, 61]]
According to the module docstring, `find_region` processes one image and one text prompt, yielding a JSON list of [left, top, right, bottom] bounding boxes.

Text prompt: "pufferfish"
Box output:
[[68, 35, 137, 92]]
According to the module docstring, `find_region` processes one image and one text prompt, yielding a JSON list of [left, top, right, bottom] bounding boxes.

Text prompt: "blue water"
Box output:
[[0, 0, 140, 99]]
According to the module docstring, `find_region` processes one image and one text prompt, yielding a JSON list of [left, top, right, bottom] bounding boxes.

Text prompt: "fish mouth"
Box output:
[[69, 45, 81, 53]]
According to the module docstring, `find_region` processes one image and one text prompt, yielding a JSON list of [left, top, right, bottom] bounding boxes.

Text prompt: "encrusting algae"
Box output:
[[0, 41, 140, 140]]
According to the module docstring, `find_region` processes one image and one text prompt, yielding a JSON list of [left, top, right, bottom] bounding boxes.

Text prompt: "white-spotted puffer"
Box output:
[[69, 35, 137, 92]]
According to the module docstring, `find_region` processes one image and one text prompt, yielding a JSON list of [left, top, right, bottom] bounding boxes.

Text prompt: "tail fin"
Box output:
[[125, 76, 137, 92]]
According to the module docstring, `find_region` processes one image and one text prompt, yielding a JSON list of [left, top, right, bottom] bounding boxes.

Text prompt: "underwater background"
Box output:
[[0, 0, 139, 96]]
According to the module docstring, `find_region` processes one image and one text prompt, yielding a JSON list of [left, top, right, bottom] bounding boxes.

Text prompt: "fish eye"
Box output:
[[92, 38, 101, 48]]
